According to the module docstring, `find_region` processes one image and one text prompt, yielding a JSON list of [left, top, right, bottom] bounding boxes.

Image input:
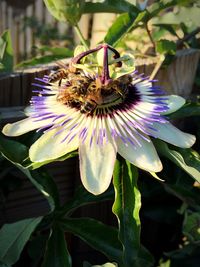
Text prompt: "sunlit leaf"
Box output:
[[43, 0, 85, 25], [104, 0, 178, 46], [16, 54, 70, 68], [83, 0, 138, 14], [39, 46, 73, 56], [104, 12, 139, 46]]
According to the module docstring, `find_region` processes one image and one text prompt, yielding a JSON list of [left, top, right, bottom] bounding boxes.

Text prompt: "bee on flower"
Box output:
[[2, 44, 195, 195]]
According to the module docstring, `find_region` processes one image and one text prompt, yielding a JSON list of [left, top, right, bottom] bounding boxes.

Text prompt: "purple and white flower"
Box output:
[[2, 44, 195, 195]]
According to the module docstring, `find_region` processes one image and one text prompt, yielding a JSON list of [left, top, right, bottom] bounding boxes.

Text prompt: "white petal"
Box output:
[[79, 140, 117, 195], [117, 135, 162, 172], [29, 128, 78, 162], [162, 95, 185, 115], [152, 122, 196, 148], [2, 118, 52, 137]]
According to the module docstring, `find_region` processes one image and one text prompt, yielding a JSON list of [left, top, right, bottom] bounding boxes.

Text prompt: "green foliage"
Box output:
[[42, 224, 72, 267], [183, 211, 200, 243], [60, 218, 123, 264], [16, 52, 72, 68], [104, 12, 139, 47], [156, 39, 177, 55], [168, 102, 200, 120], [113, 158, 154, 267], [0, 30, 14, 72], [154, 140, 200, 184], [43, 0, 85, 25], [0, 217, 42, 266], [82, 0, 138, 14]]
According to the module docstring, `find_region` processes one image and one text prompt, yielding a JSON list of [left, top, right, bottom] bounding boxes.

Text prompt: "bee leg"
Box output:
[[58, 79, 62, 86]]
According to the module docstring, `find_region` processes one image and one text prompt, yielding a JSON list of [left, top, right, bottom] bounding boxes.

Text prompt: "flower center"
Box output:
[[56, 72, 136, 114]]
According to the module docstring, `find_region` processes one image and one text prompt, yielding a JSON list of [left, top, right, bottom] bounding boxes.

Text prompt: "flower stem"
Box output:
[[74, 24, 89, 50]]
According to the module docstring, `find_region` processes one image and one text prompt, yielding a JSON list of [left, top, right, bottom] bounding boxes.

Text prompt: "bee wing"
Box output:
[[56, 60, 69, 69]]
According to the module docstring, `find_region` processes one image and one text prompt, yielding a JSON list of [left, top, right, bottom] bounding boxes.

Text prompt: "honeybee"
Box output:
[[100, 74, 132, 100], [48, 68, 69, 86], [57, 74, 102, 114], [54, 64, 133, 114], [80, 81, 103, 113]]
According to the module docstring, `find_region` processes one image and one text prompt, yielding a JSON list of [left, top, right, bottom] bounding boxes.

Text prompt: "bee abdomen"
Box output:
[[80, 99, 97, 114]]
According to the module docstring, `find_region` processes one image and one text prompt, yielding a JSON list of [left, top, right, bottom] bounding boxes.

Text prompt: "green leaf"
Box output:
[[56, 185, 114, 217], [42, 224, 72, 267], [156, 39, 176, 55], [154, 140, 200, 184], [0, 217, 42, 266], [112, 158, 154, 267], [0, 134, 28, 164], [38, 46, 73, 56], [183, 211, 200, 242], [16, 54, 70, 68], [104, 0, 178, 47], [153, 24, 179, 38], [60, 218, 123, 265], [104, 12, 139, 46], [0, 30, 13, 72], [24, 168, 60, 211], [43, 0, 85, 25], [158, 259, 171, 267], [82, 0, 138, 14], [168, 102, 200, 120]]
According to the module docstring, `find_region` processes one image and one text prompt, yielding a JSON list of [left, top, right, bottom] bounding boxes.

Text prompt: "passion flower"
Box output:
[[2, 44, 195, 195]]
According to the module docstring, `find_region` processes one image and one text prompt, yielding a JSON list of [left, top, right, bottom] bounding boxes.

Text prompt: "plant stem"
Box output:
[[145, 22, 156, 51], [74, 24, 89, 50]]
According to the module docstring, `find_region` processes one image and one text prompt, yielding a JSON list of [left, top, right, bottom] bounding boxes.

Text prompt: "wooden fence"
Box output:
[[0, 0, 73, 64]]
